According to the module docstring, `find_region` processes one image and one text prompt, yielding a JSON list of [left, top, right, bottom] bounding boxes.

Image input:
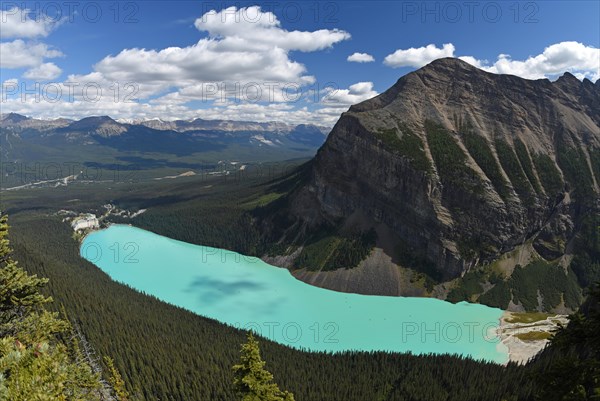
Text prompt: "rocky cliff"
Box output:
[[260, 58, 600, 311]]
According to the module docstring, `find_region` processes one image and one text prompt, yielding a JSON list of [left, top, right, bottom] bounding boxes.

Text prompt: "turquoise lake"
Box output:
[[81, 225, 508, 363]]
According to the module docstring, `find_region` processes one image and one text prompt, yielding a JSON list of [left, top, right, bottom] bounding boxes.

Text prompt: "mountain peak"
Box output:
[[556, 71, 581, 84], [85, 115, 117, 123], [423, 57, 475, 69], [411, 58, 481, 78], [554, 71, 585, 94], [417, 57, 485, 76], [69, 115, 119, 127], [67, 115, 126, 137], [350, 58, 485, 113], [558, 71, 577, 79], [2, 112, 29, 123]]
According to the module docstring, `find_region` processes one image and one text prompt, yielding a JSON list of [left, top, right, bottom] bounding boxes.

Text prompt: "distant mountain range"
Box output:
[[0, 113, 330, 182], [0, 113, 329, 138]]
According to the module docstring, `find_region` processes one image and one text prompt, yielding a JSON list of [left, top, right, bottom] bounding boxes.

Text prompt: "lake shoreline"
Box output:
[[497, 311, 569, 364], [81, 224, 510, 363]]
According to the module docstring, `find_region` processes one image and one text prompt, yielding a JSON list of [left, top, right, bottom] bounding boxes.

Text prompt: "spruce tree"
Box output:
[[233, 333, 295, 401], [0, 213, 51, 332], [0, 212, 107, 400]]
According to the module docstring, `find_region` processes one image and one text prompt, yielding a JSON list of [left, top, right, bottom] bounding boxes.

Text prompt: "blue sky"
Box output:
[[1, 1, 599, 125]]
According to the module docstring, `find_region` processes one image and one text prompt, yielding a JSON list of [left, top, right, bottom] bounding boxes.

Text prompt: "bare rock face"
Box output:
[[265, 58, 600, 284], [66, 116, 128, 137], [0, 113, 72, 130]]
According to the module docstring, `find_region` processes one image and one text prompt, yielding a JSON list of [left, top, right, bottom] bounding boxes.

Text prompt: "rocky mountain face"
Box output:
[[66, 116, 128, 137], [261, 58, 600, 311], [0, 113, 72, 130]]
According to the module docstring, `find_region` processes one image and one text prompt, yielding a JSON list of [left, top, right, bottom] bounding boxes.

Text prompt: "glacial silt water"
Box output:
[[81, 225, 508, 363]]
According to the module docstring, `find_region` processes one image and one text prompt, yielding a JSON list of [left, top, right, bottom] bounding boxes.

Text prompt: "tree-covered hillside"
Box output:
[[0, 212, 127, 400]]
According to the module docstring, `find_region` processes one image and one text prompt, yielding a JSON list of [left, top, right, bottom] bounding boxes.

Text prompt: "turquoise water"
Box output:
[[81, 225, 508, 363]]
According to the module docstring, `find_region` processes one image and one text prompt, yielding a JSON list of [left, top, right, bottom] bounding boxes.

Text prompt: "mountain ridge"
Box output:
[[0, 114, 330, 167], [0, 113, 330, 135]]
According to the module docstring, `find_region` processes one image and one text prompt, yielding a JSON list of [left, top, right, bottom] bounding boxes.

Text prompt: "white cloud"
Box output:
[[477, 42, 600, 81], [0, 39, 63, 68], [0, 7, 58, 39], [23, 62, 62, 80], [71, 5, 350, 103], [17, 7, 350, 119], [191, 103, 319, 125], [347, 52, 375, 63], [383, 43, 455, 68], [457, 56, 485, 69], [323, 82, 378, 106], [91, 43, 310, 89], [0, 7, 63, 75], [195, 6, 350, 52], [0, 81, 377, 127], [1, 6, 354, 126]]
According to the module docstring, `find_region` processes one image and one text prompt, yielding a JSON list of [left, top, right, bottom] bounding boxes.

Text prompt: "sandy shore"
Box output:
[[497, 312, 569, 364]]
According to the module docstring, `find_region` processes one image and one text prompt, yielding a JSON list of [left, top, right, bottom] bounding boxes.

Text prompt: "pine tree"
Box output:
[[0, 213, 51, 332], [0, 211, 107, 400], [233, 333, 295, 401], [0, 214, 10, 266], [105, 356, 130, 401], [534, 283, 600, 400]]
